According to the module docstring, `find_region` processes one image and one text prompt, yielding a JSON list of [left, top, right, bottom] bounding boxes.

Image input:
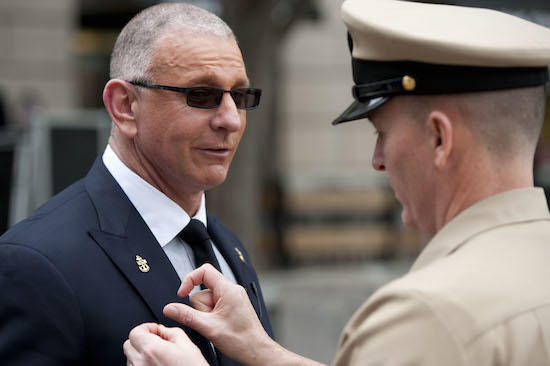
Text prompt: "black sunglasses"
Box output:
[[129, 81, 261, 110]]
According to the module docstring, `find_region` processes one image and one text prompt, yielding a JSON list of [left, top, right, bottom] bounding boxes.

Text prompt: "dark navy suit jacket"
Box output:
[[0, 158, 273, 365]]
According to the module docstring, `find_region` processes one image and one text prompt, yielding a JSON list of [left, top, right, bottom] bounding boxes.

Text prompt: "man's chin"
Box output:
[[200, 168, 229, 190]]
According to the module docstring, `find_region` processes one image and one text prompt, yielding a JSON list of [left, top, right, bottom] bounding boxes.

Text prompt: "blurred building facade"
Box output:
[[1, 0, 550, 265], [1, 1, 550, 364], [278, 0, 550, 266], [0, 0, 77, 112], [278, 0, 418, 266], [0, 0, 550, 260]]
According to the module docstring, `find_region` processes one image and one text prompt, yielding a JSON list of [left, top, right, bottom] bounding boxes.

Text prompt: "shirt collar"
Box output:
[[102, 145, 207, 247], [411, 187, 550, 272]]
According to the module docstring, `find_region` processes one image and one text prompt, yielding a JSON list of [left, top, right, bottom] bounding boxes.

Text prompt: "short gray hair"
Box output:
[[110, 2, 235, 81], [405, 86, 547, 160]]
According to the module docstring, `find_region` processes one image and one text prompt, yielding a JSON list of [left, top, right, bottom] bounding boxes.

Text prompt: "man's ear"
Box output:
[[427, 110, 453, 169], [103, 79, 139, 138]]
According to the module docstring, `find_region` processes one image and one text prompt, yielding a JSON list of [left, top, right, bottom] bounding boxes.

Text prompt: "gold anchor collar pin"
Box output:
[[234, 248, 246, 263], [136, 255, 150, 272]]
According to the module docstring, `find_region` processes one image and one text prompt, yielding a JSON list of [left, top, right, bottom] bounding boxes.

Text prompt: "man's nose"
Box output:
[[211, 92, 242, 132], [372, 142, 385, 171], [372, 156, 385, 171]]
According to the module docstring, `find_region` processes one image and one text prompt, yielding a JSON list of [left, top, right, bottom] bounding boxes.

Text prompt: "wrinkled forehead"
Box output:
[[149, 29, 247, 83]]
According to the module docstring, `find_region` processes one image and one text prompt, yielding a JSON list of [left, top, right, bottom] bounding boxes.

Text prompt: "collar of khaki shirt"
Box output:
[[411, 187, 550, 272]]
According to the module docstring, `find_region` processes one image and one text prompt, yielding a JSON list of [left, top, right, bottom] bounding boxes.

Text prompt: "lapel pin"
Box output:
[[234, 248, 246, 263], [136, 255, 150, 273]]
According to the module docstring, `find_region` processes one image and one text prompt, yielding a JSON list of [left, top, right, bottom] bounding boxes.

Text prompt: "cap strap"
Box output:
[[352, 59, 549, 99]]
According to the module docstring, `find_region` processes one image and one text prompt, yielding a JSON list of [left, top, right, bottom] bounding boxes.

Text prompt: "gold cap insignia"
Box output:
[[234, 248, 246, 263], [402, 75, 416, 91], [136, 255, 150, 273]]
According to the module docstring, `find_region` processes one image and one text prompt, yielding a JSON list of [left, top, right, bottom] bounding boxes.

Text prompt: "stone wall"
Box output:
[[0, 0, 77, 122], [280, 0, 385, 193]]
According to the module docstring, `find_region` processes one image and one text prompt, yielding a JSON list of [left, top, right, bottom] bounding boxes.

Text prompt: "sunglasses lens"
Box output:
[[231, 89, 261, 109], [187, 87, 222, 108], [185, 87, 261, 109]]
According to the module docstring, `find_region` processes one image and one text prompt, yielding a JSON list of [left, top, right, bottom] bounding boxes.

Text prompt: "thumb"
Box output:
[[163, 303, 213, 338]]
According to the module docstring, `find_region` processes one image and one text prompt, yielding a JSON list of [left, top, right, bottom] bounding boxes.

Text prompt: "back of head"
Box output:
[[110, 3, 235, 81], [453, 86, 546, 160], [405, 85, 547, 162]]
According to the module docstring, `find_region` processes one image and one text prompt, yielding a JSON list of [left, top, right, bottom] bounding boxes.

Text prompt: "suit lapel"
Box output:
[[89, 209, 184, 326], [207, 216, 263, 319], [207, 216, 248, 283], [84, 158, 218, 364], [84, 158, 183, 323]]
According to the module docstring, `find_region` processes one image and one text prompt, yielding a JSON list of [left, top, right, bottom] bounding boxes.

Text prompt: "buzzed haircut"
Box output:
[[453, 86, 546, 159], [110, 3, 235, 82], [406, 86, 547, 160]]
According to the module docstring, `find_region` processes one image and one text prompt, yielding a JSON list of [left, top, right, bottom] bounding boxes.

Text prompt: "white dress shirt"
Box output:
[[102, 145, 236, 294]]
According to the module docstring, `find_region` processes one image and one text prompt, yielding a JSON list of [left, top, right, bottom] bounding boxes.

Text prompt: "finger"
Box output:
[[177, 264, 215, 297], [122, 339, 131, 356], [141, 322, 161, 335], [129, 323, 161, 340], [177, 264, 225, 298], [123, 339, 141, 365], [157, 324, 192, 346], [163, 303, 213, 338], [189, 289, 215, 312], [129, 324, 169, 354]]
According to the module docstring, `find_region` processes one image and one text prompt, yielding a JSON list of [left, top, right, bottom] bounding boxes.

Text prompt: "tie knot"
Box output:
[[179, 219, 210, 245]]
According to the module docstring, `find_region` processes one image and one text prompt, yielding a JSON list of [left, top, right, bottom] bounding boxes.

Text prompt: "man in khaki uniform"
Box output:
[[123, 1, 550, 365]]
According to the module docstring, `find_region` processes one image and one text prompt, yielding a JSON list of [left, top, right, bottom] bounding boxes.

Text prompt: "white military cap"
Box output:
[[333, 0, 550, 125]]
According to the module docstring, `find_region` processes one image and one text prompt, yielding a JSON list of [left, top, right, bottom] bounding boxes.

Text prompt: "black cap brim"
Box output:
[[332, 96, 389, 125]]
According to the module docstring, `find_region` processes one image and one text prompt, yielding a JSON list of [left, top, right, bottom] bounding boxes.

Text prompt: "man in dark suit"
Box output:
[[0, 3, 272, 365]]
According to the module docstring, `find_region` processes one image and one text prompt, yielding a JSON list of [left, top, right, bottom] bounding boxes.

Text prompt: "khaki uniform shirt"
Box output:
[[333, 188, 550, 366]]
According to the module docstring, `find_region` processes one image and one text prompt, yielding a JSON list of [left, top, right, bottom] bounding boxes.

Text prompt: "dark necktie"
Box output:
[[178, 219, 225, 365], [179, 219, 222, 273]]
